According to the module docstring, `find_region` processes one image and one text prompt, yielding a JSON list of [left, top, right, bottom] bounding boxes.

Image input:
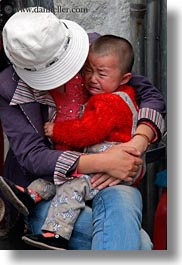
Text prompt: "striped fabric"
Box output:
[[10, 79, 56, 107], [138, 108, 165, 137], [54, 151, 81, 185]]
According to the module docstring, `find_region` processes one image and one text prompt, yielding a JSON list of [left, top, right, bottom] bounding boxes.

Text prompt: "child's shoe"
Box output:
[[0, 176, 35, 215], [22, 234, 68, 250]]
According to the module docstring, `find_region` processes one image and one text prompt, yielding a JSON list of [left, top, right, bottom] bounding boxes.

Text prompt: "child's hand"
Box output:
[[44, 122, 54, 137]]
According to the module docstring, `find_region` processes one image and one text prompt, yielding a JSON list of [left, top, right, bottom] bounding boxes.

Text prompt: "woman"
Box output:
[[0, 9, 165, 250]]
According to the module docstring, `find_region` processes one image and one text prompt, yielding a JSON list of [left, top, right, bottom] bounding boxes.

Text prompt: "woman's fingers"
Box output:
[[109, 179, 122, 187], [91, 173, 117, 189], [91, 173, 136, 190]]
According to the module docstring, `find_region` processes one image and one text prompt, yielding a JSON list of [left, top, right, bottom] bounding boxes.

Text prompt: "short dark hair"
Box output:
[[89, 35, 134, 73]]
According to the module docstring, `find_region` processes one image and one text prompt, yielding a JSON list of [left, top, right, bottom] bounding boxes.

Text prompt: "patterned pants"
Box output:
[[41, 175, 98, 239]]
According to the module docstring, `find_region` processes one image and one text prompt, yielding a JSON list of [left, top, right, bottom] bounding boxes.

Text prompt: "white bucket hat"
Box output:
[[2, 8, 89, 90]]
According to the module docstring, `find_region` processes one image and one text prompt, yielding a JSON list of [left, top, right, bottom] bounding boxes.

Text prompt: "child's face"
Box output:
[[83, 52, 124, 95]]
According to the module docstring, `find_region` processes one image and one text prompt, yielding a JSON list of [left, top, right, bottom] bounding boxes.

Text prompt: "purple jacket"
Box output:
[[0, 66, 166, 187], [0, 67, 62, 187]]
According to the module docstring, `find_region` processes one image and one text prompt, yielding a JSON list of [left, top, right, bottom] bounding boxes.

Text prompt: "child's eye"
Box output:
[[84, 68, 92, 72], [99, 73, 107, 77]]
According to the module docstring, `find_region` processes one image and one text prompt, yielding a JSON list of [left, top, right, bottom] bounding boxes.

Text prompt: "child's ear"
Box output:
[[120, 73, 132, 85]]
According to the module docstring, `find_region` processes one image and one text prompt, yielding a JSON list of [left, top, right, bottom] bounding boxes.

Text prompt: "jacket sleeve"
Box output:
[[0, 97, 57, 177], [129, 73, 166, 115], [128, 73, 166, 139], [0, 69, 80, 180], [52, 93, 132, 149]]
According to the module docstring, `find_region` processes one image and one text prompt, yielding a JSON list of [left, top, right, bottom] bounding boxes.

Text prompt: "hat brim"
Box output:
[[14, 19, 89, 90]]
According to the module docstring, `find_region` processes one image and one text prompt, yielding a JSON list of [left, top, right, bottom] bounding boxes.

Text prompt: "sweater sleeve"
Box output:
[[128, 73, 166, 140], [129, 73, 166, 115], [52, 93, 132, 149]]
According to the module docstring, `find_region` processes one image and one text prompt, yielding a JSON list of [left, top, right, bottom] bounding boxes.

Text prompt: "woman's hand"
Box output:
[[120, 137, 148, 155], [91, 173, 130, 190], [103, 144, 143, 177], [90, 145, 143, 190], [77, 144, 143, 184]]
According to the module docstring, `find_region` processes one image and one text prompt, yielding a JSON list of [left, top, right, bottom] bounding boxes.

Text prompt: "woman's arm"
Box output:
[[79, 75, 166, 188], [122, 124, 155, 154], [129, 73, 166, 141], [0, 96, 61, 177], [129, 73, 166, 115], [0, 97, 142, 184], [77, 145, 142, 180], [0, 67, 83, 183], [0, 85, 141, 186]]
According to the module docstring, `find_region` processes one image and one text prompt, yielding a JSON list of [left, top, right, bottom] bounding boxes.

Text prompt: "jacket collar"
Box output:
[[10, 79, 56, 108]]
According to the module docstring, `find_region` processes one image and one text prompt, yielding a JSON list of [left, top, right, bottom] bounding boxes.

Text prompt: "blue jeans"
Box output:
[[26, 185, 153, 250]]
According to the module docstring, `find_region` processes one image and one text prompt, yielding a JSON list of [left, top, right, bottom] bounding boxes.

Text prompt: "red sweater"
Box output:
[[52, 85, 138, 150]]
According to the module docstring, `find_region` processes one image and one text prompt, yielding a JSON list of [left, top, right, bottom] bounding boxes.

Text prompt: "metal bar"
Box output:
[[145, 0, 160, 86], [159, 0, 167, 104], [130, 1, 147, 74]]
